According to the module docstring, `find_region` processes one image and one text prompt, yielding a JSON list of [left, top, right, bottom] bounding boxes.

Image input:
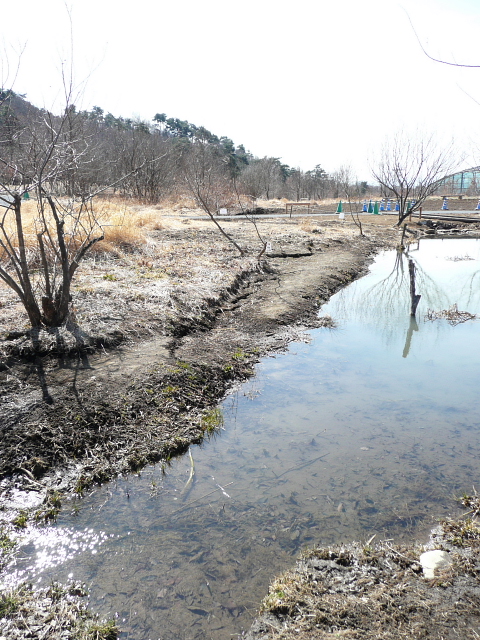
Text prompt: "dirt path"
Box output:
[[174, 238, 377, 363]]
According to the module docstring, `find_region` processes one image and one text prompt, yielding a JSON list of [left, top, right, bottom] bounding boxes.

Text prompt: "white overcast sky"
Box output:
[[1, 0, 480, 180]]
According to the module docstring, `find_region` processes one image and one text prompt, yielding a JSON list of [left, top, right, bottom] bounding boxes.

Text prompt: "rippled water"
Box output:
[[6, 237, 480, 640]]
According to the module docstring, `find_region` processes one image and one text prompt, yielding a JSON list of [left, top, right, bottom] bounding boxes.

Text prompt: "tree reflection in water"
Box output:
[[329, 238, 479, 358]]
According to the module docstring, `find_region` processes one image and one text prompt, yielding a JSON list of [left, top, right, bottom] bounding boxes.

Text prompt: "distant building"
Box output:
[[435, 167, 480, 196]]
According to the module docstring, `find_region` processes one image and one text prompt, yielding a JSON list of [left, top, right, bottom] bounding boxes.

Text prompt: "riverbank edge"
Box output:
[[244, 510, 480, 640], [0, 228, 399, 508]]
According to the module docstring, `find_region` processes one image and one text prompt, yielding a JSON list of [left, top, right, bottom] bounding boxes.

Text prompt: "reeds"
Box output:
[[0, 197, 164, 262]]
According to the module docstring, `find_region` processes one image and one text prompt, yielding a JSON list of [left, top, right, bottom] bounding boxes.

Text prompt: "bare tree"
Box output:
[[333, 165, 365, 235], [372, 131, 458, 226], [286, 168, 307, 201], [238, 157, 284, 200], [114, 122, 178, 202], [182, 142, 274, 259], [0, 98, 103, 327], [304, 165, 330, 200], [231, 175, 269, 260], [181, 141, 245, 255], [0, 85, 146, 328]]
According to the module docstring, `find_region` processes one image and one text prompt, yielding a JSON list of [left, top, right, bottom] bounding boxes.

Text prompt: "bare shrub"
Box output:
[[372, 130, 458, 226]]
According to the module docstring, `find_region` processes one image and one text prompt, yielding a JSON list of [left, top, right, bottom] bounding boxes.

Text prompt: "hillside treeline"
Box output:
[[0, 91, 367, 206]]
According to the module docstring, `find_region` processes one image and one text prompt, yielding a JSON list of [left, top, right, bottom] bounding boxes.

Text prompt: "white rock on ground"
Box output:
[[419, 550, 452, 579]]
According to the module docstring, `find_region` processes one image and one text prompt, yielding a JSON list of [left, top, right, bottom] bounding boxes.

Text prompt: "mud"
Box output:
[[245, 511, 480, 640], [0, 220, 397, 508]]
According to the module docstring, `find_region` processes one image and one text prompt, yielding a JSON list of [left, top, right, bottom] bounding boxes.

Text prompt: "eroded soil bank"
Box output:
[[0, 218, 398, 508], [246, 508, 480, 640]]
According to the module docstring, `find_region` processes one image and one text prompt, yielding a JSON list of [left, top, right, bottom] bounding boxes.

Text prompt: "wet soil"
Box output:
[[246, 514, 480, 640], [0, 218, 399, 505]]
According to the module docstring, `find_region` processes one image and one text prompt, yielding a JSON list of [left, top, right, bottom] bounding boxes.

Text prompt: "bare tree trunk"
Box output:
[[195, 188, 245, 256], [181, 143, 246, 256], [13, 195, 42, 326], [397, 205, 412, 226], [399, 224, 408, 250], [232, 176, 266, 259], [408, 259, 421, 317]]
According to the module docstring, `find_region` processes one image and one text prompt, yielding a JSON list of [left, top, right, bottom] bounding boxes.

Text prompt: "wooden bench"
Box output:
[[285, 201, 312, 217]]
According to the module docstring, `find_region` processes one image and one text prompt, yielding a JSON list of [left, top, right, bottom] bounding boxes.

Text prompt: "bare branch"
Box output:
[[181, 142, 246, 256], [372, 130, 457, 225], [405, 10, 480, 68]]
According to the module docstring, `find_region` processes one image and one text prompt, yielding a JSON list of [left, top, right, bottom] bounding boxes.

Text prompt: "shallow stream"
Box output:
[[6, 237, 480, 639]]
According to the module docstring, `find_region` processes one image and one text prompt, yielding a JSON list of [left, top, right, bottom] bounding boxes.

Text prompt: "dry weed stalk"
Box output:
[[298, 218, 315, 233], [425, 303, 477, 326]]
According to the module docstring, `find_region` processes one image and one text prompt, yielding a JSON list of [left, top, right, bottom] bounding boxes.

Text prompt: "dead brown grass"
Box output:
[[0, 582, 119, 640], [0, 205, 400, 348], [0, 197, 166, 261], [298, 218, 319, 233], [95, 210, 145, 253], [254, 534, 480, 640], [0, 200, 38, 250], [251, 490, 480, 640]]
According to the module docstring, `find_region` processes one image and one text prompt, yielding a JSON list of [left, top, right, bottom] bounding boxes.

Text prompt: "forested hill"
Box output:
[[0, 90, 358, 202]]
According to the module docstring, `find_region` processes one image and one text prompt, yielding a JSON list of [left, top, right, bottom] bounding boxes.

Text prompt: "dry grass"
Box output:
[[0, 200, 38, 247], [0, 582, 118, 639], [425, 303, 477, 326], [0, 197, 166, 260], [298, 218, 319, 233], [253, 532, 480, 640], [162, 194, 197, 210], [0, 206, 399, 347], [256, 198, 287, 208], [91, 199, 166, 253], [94, 209, 146, 254]]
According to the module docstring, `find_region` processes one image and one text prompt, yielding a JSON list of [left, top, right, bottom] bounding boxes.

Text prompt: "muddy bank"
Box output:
[[0, 220, 399, 511], [246, 504, 480, 640]]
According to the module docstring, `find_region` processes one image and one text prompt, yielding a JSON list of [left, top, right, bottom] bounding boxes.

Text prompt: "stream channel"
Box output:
[[5, 237, 480, 639]]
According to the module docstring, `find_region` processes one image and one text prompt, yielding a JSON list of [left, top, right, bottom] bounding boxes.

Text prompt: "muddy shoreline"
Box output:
[[246, 511, 480, 640], [0, 221, 399, 510]]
